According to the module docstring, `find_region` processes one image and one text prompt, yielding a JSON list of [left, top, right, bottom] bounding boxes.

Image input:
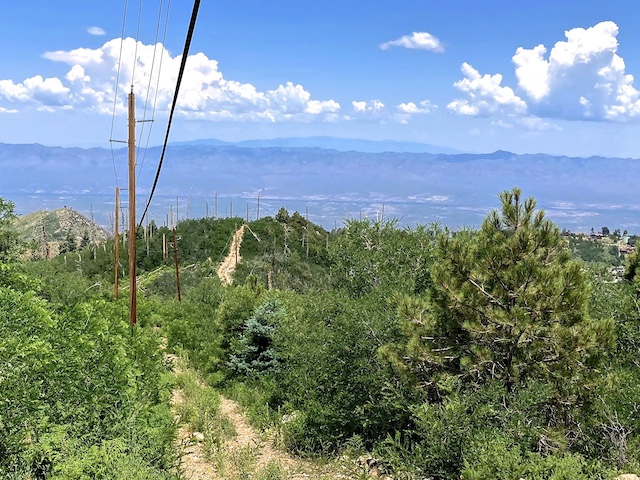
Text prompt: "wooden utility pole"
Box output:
[[257, 193, 260, 220], [145, 199, 150, 256], [305, 206, 309, 258], [162, 233, 167, 261], [214, 191, 218, 219], [121, 207, 126, 239], [205, 195, 209, 219], [246, 203, 249, 222], [128, 92, 137, 327], [40, 220, 50, 260], [114, 187, 119, 300], [171, 206, 182, 301], [230, 201, 233, 219]]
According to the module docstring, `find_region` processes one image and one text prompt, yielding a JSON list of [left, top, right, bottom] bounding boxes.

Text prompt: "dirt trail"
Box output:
[[217, 225, 246, 285], [171, 382, 321, 479], [166, 354, 214, 479], [170, 223, 379, 479], [217, 396, 307, 475], [172, 388, 218, 479], [167, 351, 305, 479]]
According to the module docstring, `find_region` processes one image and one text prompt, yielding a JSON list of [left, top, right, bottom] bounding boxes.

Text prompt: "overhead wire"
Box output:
[[109, 0, 130, 188], [137, 0, 171, 178], [135, 0, 161, 158], [139, 0, 201, 228], [135, 0, 162, 169], [131, 0, 144, 89]]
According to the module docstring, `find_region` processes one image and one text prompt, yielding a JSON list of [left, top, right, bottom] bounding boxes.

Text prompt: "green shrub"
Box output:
[[462, 432, 614, 480], [0, 278, 176, 477], [272, 291, 411, 452], [228, 299, 282, 377]]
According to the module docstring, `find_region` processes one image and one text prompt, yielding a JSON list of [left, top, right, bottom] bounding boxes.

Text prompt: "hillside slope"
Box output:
[[14, 208, 108, 255]]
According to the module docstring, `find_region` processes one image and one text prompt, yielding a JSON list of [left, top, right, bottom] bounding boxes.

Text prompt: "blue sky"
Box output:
[[1, 1, 640, 157]]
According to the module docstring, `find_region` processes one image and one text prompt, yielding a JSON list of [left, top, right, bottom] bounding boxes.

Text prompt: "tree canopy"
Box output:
[[0, 199, 20, 262], [392, 188, 612, 396]]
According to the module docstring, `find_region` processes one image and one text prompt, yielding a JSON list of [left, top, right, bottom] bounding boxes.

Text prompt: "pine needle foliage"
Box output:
[[396, 188, 613, 396]]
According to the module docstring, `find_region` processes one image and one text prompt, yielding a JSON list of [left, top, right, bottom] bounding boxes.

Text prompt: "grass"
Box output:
[[172, 360, 384, 480], [173, 365, 235, 458]]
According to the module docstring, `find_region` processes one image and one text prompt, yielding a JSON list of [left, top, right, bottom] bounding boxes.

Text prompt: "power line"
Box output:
[[108, 0, 130, 188], [135, 0, 161, 156], [137, 0, 171, 178], [139, 0, 201, 228], [131, 0, 144, 89]]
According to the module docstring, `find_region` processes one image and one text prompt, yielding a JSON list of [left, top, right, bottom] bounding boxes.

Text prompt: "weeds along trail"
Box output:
[[216, 396, 305, 475], [217, 225, 246, 285], [169, 358, 346, 479]]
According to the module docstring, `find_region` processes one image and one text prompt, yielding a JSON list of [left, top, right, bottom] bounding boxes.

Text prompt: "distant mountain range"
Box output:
[[1, 141, 639, 232], [170, 136, 463, 154]]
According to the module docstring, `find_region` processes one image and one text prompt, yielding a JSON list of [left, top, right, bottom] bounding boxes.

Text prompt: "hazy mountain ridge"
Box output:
[[2, 142, 639, 230], [170, 136, 463, 154]]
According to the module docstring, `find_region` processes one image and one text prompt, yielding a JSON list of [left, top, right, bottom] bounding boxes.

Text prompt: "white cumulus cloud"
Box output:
[[87, 26, 106, 36], [449, 21, 640, 123], [397, 100, 433, 114], [352, 100, 385, 113], [492, 116, 561, 131], [395, 100, 434, 123], [380, 32, 444, 52], [447, 63, 527, 116], [513, 21, 640, 121], [0, 37, 341, 122]]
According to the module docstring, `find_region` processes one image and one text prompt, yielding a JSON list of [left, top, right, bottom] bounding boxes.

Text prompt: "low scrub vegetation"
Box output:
[[3, 189, 640, 479]]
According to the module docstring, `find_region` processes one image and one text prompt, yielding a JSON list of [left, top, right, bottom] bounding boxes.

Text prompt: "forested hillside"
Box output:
[[2, 189, 640, 479]]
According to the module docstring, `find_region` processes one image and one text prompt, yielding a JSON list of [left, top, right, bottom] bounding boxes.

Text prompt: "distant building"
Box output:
[[619, 244, 636, 255]]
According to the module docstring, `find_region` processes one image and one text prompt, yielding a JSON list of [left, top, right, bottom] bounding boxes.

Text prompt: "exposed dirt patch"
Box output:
[[172, 387, 219, 479], [217, 396, 305, 474], [172, 390, 380, 479], [169, 356, 218, 479], [217, 224, 246, 285]]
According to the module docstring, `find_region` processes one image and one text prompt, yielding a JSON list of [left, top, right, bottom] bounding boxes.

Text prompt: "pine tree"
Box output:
[[79, 230, 90, 250], [394, 188, 612, 396], [228, 300, 280, 376], [60, 231, 76, 254], [0, 198, 20, 262]]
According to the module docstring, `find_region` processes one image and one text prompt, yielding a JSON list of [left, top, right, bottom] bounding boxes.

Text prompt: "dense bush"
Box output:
[[267, 291, 414, 452], [328, 219, 439, 297], [0, 262, 176, 478], [235, 213, 332, 291], [228, 299, 282, 376]]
